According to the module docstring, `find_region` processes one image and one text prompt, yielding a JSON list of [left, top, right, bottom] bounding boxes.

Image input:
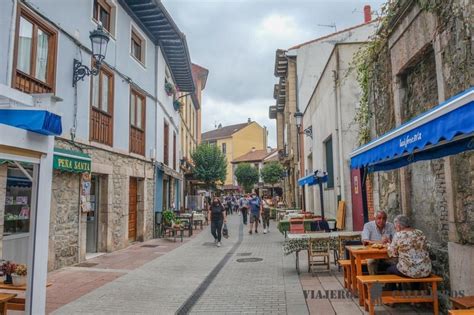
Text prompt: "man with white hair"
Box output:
[[361, 210, 396, 274]]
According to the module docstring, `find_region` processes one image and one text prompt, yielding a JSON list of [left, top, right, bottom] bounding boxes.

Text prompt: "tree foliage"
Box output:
[[191, 143, 227, 189], [260, 162, 285, 186], [234, 163, 259, 193]]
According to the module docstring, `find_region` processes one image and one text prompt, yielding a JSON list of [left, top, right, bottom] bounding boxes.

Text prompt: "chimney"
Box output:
[[247, 118, 251, 123], [218, 123, 222, 129], [251, 147, 256, 152], [364, 5, 372, 23]]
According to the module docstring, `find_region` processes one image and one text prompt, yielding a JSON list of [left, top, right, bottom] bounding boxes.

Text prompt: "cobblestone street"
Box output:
[[2, 215, 439, 314]]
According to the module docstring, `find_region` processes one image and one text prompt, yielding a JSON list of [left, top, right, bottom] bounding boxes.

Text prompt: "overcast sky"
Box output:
[[162, 0, 386, 147]]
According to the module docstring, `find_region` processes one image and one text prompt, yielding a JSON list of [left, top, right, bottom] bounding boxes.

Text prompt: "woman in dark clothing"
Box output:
[[208, 196, 227, 247]]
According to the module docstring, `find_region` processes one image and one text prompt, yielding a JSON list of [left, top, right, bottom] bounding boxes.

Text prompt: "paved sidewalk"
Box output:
[[50, 214, 307, 314]]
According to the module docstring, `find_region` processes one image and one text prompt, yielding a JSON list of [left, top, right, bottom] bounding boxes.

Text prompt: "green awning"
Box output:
[[53, 148, 91, 173]]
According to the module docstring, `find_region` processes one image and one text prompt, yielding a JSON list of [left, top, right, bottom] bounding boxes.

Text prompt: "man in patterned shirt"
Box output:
[[361, 210, 396, 274]]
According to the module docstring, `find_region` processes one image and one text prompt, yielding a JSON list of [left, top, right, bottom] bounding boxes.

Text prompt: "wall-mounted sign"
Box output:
[[53, 148, 91, 173]]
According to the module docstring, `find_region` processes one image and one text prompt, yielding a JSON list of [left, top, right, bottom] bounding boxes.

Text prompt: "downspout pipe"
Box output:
[[153, 45, 159, 237], [334, 47, 345, 202]]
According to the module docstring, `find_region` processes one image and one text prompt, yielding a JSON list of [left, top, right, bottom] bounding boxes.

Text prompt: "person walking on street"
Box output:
[[208, 196, 227, 247], [262, 195, 272, 234], [248, 193, 262, 234], [239, 194, 249, 225]]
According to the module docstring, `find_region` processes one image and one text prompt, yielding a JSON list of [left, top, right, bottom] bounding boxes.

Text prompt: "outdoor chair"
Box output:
[[308, 238, 331, 274]]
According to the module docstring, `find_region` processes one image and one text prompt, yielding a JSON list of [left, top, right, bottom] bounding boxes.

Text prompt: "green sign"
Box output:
[[53, 148, 91, 173]]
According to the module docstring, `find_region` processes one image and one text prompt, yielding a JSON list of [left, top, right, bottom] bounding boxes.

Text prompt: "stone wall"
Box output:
[[49, 170, 81, 270], [362, 0, 473, 309], [49, 138, 155, 270]]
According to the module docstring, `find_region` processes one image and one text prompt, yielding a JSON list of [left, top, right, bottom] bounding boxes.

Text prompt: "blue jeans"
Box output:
[[211, 219, 223, 242]]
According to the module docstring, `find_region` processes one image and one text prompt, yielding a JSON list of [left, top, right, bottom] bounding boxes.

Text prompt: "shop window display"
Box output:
[[4, 166, 31, 236]]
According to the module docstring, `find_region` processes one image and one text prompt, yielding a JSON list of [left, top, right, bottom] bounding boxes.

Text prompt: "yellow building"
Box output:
[[202, 120, 267, 188]]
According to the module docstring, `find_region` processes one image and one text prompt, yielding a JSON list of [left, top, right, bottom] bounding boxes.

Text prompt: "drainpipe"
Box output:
[[334, 47, 345, 202], [153, 45, 159, 237], [6, 0, 16, 86]]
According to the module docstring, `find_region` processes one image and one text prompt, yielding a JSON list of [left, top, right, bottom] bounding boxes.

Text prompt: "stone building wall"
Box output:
[[360, 0, 473, 308], [49, 171, 81, 270], [49, 139, 155, 270]]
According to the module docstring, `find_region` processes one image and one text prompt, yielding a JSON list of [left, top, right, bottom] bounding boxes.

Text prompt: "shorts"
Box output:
[[249, 213, 259, 223]]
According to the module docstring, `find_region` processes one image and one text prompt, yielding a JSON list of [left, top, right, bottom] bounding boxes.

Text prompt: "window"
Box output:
[[90, 65, 114, 146], [222, 143, 226, 154], [324, 136, 334, 189], [164, 121, 169, 166], [93, 0, 111, 32], [13, 5, 57, 94], [130, 88, 146, 155], [173, 132, 177, 170], [131, 28, 145, 64]]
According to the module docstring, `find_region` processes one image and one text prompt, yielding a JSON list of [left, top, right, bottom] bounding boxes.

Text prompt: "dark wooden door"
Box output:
[[129, 177, 138, 241], [350, 168, 364, 231]]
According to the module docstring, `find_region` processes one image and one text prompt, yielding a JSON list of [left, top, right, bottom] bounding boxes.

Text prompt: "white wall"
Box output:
[[290, 21, 377, 113]]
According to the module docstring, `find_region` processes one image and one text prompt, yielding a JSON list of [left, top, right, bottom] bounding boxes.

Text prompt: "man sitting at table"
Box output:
[[361, 210, 396, 274]]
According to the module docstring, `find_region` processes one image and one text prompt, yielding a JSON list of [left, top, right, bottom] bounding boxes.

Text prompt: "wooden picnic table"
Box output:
[[0, 292, 17, 314], [0, 282, 52, 311], [451, 296, 474, 310], [347, 245, 389, 305], [284, 231, 362, 274]]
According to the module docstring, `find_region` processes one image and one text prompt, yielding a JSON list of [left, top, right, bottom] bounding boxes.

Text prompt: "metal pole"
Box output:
[[319, 179, 325, 219]]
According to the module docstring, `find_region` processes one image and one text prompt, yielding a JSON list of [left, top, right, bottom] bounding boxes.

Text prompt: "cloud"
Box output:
[[162, 0, 387, 146]]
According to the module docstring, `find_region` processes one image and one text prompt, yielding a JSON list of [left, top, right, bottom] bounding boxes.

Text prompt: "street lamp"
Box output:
[[73, 24, 110, 86], [294, 111, 303, 129]]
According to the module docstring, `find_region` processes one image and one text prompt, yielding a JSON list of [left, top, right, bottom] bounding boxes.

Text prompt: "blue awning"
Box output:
[[0, 109, 62, 136], [350, 87, 474, 172], [298, 173, 328, 186]]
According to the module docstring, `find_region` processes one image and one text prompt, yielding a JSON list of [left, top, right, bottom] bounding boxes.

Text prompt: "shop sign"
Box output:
[[53, 148, 91, 173]]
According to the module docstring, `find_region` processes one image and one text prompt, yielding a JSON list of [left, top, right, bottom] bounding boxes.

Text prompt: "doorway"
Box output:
[[86, 175, 100, 253], [128, 177, 138, 241]]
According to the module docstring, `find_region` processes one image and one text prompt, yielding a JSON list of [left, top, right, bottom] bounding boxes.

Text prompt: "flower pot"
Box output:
[[4, 274, 12, 284], [327, 220, 336, 230], [12, 274, 26, 287]]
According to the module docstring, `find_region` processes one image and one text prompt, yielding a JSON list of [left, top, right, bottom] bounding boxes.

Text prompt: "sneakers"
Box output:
[[255, 230, 258, 233], [217, 242, 221, 247], [263, 228, 267, 234], [249, 230, 252, 234], [214, 238, 218, 244]]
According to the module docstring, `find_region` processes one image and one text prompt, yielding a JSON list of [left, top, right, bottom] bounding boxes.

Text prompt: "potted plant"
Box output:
[[1, 261, 17, 284], [162, 210, 175, 227], [164, 81, 176, 96], [12, 264, 27, 287], [173, 99, 183, 111], [326, 218, 336, 230]]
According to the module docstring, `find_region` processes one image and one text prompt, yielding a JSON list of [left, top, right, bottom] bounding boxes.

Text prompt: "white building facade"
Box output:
[[0, 0, 195, 273]]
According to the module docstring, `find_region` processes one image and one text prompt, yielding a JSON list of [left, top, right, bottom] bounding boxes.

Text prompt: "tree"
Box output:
[[260, 162, 285, 196], [191, 143, 227, 190], [234, 163, 259, 193]]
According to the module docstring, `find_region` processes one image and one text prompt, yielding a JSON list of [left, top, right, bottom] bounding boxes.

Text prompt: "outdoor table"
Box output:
[[0, 282, 51, 311], [450, 296, 474, 309], [192, 213, 205, 229], [284, 231, 362, 274], [347, 245, 388, 305], [0, 292, 17, 314]]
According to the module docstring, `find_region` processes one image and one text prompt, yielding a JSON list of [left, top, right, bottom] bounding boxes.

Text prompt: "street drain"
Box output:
[[75, 262, 98, 268], [236, 258, 263, 263], [141, 244, 159, 248], [236, 252, 252, 256]]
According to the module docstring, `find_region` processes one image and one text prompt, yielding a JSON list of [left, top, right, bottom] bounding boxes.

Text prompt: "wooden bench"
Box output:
[[338, 259, 367, 289], [356, 274, 443, 315], [449, 310, 474, 315], [451, 296, 474, 310]]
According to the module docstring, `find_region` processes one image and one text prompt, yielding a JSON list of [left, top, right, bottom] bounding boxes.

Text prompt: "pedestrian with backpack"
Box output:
[[208, 196, 227, 247], [248, 193, 262, 234], [239, 194, 249, 225]]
